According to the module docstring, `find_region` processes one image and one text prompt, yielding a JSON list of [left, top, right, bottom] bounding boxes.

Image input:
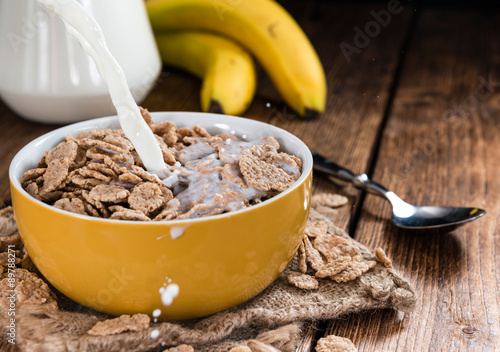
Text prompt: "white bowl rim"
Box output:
[[9, 111, 313, 226]]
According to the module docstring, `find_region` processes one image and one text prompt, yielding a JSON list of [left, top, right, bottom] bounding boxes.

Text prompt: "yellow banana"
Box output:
[[147, 0, 327, 118], [155, 31, 256, 116]]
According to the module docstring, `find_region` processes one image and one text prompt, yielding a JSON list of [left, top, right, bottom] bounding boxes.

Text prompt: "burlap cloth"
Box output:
[[1, 207, 416, 352]]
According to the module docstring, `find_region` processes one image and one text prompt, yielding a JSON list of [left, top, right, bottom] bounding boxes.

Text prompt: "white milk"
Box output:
[[35, 0, 165, 172]]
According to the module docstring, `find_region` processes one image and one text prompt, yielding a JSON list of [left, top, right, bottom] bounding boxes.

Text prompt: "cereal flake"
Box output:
[[53, 198, 86, 215], [315, 334, 358, 352], [375, 248, 393, 268], [129, 182, 165, 214], [88, 313, 150, 336], [287, 271, 319, 290], [331, 256, 376, 283], [228, 346, 252, 352], [0, 269, 58, 310], [89, 184, 130, 203], [312, 193, 349, 208], [239, 144, 296, 192], [0, 207, 17, 237], [164, 344, 195, 352], [110, 209, 151, 221], [305, 221, 328, 238]]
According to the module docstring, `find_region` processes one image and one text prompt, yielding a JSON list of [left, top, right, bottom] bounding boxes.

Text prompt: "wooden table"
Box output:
[[1, 2, 499, 351]]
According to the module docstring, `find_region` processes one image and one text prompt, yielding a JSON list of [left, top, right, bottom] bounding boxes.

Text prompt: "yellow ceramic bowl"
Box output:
[[9, 112, 312, 320]]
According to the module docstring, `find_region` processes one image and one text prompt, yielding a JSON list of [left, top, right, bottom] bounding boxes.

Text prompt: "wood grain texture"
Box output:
[[0, 103, 56, 204], [327, 9, 500, 352]]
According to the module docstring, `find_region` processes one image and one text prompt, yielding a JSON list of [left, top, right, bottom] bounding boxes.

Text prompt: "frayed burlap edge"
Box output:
[[2, 208, 416, 352]]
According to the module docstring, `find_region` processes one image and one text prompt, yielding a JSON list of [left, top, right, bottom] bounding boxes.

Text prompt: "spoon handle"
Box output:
[[311, 152, 390, 198]]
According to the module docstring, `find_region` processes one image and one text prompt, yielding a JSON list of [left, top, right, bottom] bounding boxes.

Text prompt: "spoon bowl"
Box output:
[[312, 153, 486, 230]]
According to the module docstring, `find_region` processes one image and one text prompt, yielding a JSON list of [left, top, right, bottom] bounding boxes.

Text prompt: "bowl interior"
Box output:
[[10, 111, 313, 223]]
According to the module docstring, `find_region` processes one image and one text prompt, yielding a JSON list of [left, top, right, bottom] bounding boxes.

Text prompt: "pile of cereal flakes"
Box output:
[[286, 193, 392, 290], [21, 108, 302, 221]]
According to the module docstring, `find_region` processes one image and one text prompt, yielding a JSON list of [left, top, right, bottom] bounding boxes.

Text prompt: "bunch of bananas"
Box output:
[[146, 0, 327, 118]]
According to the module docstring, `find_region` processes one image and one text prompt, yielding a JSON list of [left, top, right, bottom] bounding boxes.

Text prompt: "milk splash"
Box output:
[[34, 0, 165, 172], [159, 283, 179, 306]]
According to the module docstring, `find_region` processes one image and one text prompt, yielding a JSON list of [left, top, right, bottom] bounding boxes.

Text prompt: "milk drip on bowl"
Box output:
[[35, 0, 165, 172]]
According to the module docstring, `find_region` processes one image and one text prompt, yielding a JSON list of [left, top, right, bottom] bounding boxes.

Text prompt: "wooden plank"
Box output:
[[0, 104, 57, 204], [327, 9, 500, 351]]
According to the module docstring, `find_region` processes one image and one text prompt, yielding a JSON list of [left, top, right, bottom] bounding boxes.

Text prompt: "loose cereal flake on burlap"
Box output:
[[0, 252, 20, 267], [375, 248, 393, 268], [302, 235, 326, 272], [0, 269, 57, 310], [305, 221, 328, 238], [287, 271, 319, 290], [164, 345, 195, 352], [239, 144, 296, 192], [88, 314, 150, 336], [331, 256, 377, 283], [315, 335, 358, 352], [0, 232, 22, 252], [228, 346, 252, 352], [313, 232, 359, 261], [0, 206, 17, 237], [298, 242, 307, 274]]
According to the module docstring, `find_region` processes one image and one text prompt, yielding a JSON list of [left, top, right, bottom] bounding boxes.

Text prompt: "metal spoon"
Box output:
[[312, 153, 486, 229]]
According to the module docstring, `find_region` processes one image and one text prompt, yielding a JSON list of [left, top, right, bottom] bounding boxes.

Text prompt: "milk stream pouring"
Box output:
[[32, 0, 165, 172]]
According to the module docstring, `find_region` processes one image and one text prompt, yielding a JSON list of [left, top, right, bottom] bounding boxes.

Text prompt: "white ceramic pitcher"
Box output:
[[0, 0, 161, 123]]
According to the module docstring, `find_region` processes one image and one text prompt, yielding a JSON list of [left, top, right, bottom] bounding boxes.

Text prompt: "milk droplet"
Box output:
[[160, 283, 179, 306], [150, 329, 159, 339], [266, 102, 271, 108], [170, 226, 186, 240], [152, 309, 161, 318]]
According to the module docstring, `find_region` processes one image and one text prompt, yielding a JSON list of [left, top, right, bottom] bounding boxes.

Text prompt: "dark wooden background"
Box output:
[[1, 1, 499, 351]]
